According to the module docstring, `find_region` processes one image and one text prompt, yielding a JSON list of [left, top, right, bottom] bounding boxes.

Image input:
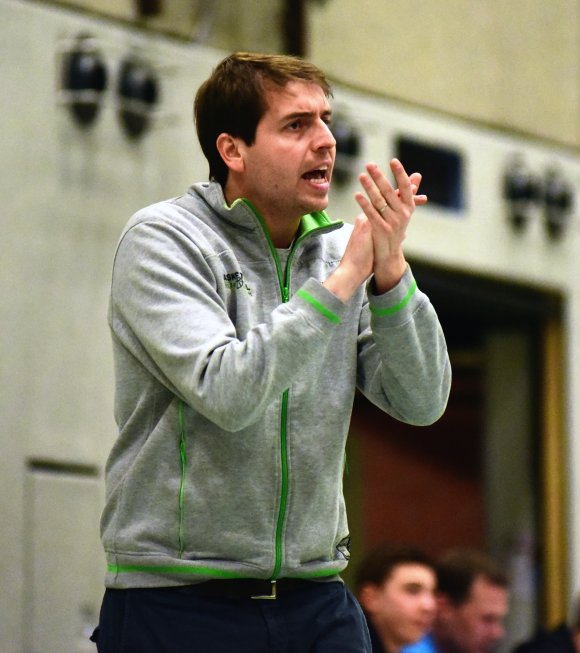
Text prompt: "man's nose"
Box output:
[[313, 120, 336, 150]]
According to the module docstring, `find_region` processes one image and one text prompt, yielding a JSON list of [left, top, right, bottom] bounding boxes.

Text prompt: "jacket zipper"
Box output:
[[240, 199, 340, 579], [272, 249, 292, 578], [271, 234, 310, 577], [273, 390, 290, 578]]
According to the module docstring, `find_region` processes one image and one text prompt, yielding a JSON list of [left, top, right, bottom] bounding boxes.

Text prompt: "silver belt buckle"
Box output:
[[251, 580, 277, 600]]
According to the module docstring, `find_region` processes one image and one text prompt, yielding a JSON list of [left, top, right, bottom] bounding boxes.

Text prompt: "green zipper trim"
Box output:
[[284, 567, 344, 579], [107, 562, 341, 579], [296, 289, 341, 324], [272, 390, 290, 579], [108, 563, 251, 578], [274, 239, 290, 580], [369, 279, 417, 316], [178, 400, 187, 558]]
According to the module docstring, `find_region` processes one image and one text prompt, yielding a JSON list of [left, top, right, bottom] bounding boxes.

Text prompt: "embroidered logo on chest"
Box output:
[[224, 271, 253, 296], [224, 271, 244, 290]]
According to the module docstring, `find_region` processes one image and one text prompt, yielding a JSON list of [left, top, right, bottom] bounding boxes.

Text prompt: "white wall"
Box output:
[[308, 0, 580, 149], [0, 2, 220, 650]]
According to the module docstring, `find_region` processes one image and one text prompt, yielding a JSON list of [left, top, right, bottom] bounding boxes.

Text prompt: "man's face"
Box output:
[[234, 80, 336, 224], [363, 563, 437, 649], [437, 577, 509, 653]]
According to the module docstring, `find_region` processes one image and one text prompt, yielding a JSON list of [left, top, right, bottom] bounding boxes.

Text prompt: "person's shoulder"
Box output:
[[125, 184, 214, 233], [512, 624, 576, 653]]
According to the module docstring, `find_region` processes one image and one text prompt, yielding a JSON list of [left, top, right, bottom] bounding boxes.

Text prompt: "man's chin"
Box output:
[[303, 196, 330, 214]]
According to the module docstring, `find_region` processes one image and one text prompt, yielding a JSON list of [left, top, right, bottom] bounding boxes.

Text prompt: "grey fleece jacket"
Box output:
[[102, 181, 451, 589]]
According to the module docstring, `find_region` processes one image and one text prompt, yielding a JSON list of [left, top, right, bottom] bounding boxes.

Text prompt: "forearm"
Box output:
[[371, 250, 407, 294], [358, 269, 451, 425], [323, 262, 368, 303]]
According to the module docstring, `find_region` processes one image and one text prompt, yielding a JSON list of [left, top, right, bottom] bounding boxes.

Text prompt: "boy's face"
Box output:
[[234, 80, 336, 224], [362, 563, 437, 649]]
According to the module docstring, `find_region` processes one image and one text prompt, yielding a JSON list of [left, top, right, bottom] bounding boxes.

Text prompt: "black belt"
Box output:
[[179, 578, 323, 601]]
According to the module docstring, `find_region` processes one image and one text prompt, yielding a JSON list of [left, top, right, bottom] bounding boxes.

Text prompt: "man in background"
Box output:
[[355, 543, 437, 653], [403, 548, 510, 653]]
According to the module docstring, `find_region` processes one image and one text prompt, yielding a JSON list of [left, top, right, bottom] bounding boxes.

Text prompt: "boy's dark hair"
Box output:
[[194, 51, 332, 187], [354, 542, 434, 593], [436, 548, 509, 606]]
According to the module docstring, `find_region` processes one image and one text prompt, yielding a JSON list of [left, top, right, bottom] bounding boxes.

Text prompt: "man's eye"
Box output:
[[288, 121, 301, 130]]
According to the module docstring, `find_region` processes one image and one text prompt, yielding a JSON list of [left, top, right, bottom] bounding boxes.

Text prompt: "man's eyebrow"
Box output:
[[402, 581, 428, 590], [280, 109, 333, 122]]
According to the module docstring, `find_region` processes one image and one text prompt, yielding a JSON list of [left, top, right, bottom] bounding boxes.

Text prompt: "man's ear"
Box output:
[[436, 594, 454, 620], [358, 584, 381, 615], [216, 133, 245, 174]]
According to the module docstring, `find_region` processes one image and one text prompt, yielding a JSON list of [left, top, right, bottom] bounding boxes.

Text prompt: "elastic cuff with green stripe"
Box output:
[[369, 279, 417, 316], [296, 288, 341, 324]]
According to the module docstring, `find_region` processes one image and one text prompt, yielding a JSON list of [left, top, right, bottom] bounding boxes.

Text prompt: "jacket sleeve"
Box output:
[[109, 219, 352, 432], [356, 265, 452, 425]]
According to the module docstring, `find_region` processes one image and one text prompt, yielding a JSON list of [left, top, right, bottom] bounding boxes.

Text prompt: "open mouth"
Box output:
[[302, 166, 330, 184]]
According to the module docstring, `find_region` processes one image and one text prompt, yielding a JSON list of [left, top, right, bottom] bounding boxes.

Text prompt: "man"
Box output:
[[91, 52, 451, 652], [403, 549, 510, 653], [355, 543, 437, 653]]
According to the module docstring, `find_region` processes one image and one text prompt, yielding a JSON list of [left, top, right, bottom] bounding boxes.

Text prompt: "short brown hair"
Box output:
[[194, 52, 332, 186], [354, 543, 434, 593], [437, 548, 509, 606]]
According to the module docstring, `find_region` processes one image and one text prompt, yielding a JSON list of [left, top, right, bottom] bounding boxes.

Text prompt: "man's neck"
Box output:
[[372, 622, 401, 653], [223, 183, 302, 249], [268, 218, 301, 248]]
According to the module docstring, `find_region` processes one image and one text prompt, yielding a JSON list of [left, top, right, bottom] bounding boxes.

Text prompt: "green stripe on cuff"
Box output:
[[296, 289, 341, 324], [370, 279, 418, 316]]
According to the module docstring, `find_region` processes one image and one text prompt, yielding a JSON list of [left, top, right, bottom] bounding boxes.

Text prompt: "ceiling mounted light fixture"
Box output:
[[60, 34, 108, 127], [116, 57, 159, 139]]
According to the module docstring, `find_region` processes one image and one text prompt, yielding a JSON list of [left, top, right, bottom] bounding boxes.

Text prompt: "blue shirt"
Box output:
[[401, 634, 437, 653]]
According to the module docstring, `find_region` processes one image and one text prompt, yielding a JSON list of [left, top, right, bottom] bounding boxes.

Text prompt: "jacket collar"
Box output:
[[189, 181, 343, 240]]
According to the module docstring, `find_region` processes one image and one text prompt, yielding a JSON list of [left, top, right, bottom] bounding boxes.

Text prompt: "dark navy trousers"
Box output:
[[91, 581, 371, 653]]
